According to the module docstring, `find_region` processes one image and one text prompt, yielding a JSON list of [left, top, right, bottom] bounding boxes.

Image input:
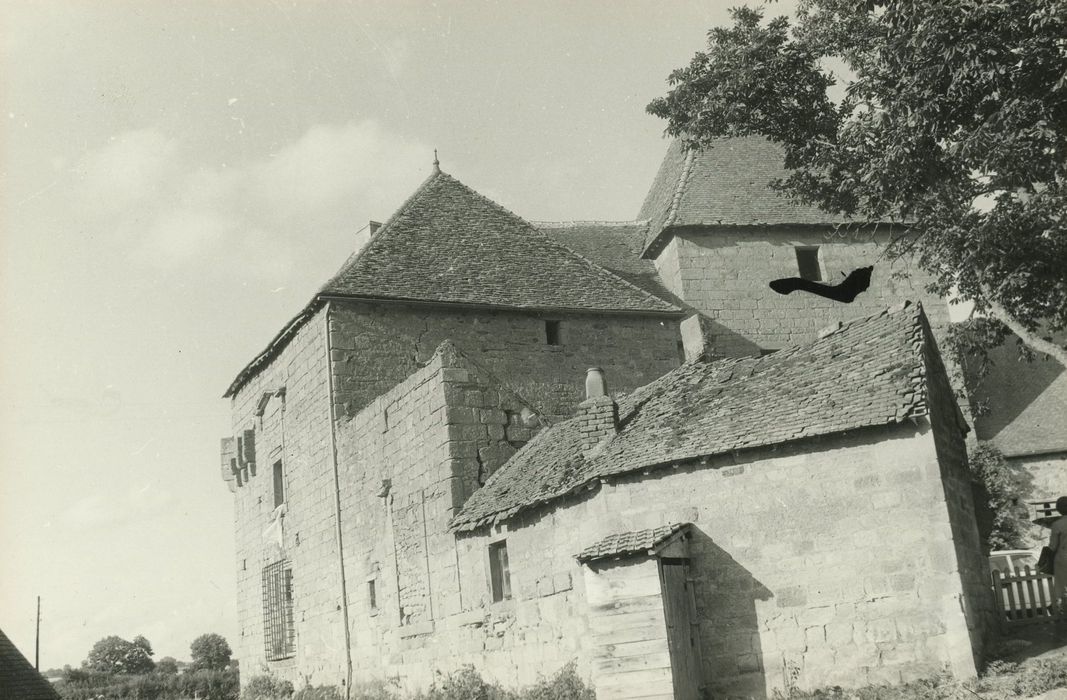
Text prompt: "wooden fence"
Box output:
[[992, 567, 1064, 626]]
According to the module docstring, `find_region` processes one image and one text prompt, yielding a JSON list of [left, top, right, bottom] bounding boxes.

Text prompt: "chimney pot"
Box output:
[[585, 367, 607, 400]]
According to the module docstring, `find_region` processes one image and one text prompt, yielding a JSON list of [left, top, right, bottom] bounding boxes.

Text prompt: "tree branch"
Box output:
[[985, 299, 1067, 368]]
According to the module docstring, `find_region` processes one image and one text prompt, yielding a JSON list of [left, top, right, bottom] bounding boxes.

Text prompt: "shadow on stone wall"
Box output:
[[688, 527, 774, 699]]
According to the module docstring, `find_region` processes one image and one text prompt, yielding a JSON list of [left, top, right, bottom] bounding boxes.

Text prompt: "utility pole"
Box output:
[[35, 596, 40, 670]]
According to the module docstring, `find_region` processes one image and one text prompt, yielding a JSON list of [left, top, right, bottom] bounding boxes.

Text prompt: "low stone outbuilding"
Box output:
[[448, 302, 994, 698]]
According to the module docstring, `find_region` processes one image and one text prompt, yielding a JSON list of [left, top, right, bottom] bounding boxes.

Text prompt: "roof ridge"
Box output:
[[663, 144, 696, 231], [319, 168, 445, 293], [533, 219, 650, 228], [816, 300, 918, 340]]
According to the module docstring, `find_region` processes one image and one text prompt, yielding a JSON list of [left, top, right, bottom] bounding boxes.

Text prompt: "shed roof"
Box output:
[[575, 523, 689, 564], [963, 329, 1067, 457], [0, 628, 59, 700], [452, 302, 953, 531], [638, 137, 855, 258]]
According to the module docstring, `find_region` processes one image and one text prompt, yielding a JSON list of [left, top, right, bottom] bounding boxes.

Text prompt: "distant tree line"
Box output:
[[57, 632, 237, 700]]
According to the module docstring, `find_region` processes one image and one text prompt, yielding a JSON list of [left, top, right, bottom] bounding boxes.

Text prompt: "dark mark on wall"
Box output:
[[769, 266, 874, 304]]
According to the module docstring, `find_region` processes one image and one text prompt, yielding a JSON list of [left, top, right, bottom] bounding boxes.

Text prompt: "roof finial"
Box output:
[[432, 149, 440, 174]]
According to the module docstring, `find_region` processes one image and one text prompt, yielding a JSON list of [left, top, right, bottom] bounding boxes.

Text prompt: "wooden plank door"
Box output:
[[659, 558, 701, 700]]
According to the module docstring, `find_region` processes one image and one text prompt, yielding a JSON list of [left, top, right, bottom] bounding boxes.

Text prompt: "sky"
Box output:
[[0, 0, 798, 669]]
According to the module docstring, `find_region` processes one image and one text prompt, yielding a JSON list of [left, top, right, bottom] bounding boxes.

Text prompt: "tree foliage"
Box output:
[[85, 635, 155, 675], [132, 635, 154, 657], [648, 0, 1067, 365], [191, 633, 233, 671], [156, 656, 179, 675], [968, 442, 1032, 551]]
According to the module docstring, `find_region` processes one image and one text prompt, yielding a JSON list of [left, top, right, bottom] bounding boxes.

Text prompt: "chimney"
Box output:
[[578, 368, 618, 453]]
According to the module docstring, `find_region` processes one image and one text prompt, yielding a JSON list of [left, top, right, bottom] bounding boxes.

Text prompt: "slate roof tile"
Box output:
[[534, 221, 682, 305], [322, 171, 679, 314], [0, 628, 59, 700], [575, 523, 689, 563], [639, 137, 857, 258], [452, 302, 943, 532], [963, 328, 1067, 456]]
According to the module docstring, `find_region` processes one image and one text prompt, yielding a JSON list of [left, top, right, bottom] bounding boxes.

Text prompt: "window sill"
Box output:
[[399, 620, 435, 638]]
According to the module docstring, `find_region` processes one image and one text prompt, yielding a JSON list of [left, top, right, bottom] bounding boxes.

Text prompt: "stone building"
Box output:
[[222, 138, 998, 698], [963, 331, 1067, 546]]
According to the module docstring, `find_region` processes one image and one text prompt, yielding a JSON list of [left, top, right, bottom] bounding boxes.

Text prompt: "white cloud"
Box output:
[[60, 484, 174, 530], [75, 121, 429, 277], [75, 129, 178, 216], [253, 120, 427, 218], [139, 209, 236, 263]]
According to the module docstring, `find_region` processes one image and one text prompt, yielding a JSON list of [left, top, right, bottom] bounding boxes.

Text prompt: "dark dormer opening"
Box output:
[[545, 320, 561, 346], [795, 247, 822, 281]]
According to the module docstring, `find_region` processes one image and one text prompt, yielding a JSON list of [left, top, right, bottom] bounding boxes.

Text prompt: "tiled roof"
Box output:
[[224, 169, 681, 398], [639, 137, 855, 258], [964, 329, 1067, 457], [534, 221, 682, 305], [575, 523, 689, 564], [0, 628, 59, 700], [452, 302, 943, 531], [321, 170, 678, 314]]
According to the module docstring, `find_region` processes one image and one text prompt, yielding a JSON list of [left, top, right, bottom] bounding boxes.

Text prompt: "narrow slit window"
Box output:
[[545, 320, 561, 346], [273, 460, 285, 508], [488, 540, 512, 602], [795, 247, 822, 281], [367, 580, 377, 612]]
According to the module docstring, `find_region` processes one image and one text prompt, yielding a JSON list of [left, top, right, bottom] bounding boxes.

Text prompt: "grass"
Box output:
[[776, 651, 1067, 700]]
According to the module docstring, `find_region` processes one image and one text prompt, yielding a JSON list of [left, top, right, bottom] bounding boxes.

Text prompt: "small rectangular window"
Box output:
[[273, 460, 285, 508], [489, 540, 512, 602], [262, 560, 295, 661], [795, 247, 822, 281], [368, 580, 377, 611], [545, 320, 561, 346]]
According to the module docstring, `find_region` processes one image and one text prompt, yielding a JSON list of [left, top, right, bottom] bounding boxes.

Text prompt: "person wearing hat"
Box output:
[[1050, 496, 1067, 614]]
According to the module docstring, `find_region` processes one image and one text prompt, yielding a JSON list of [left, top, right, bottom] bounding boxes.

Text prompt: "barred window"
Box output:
[[262, 560, 295, 661]]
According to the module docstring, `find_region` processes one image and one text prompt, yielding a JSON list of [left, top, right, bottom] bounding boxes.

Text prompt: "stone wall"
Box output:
[[450, 422, 984, 698], [921, 317, 996, 670], [334, 344, 551, 691], [651, 228, 952, 357], [1011, 452, 1067, 548], [228, 306, 349, 688], [226, 300, 681, 690], [228, 307, 986, 699], [327, 300, 681, 421]]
